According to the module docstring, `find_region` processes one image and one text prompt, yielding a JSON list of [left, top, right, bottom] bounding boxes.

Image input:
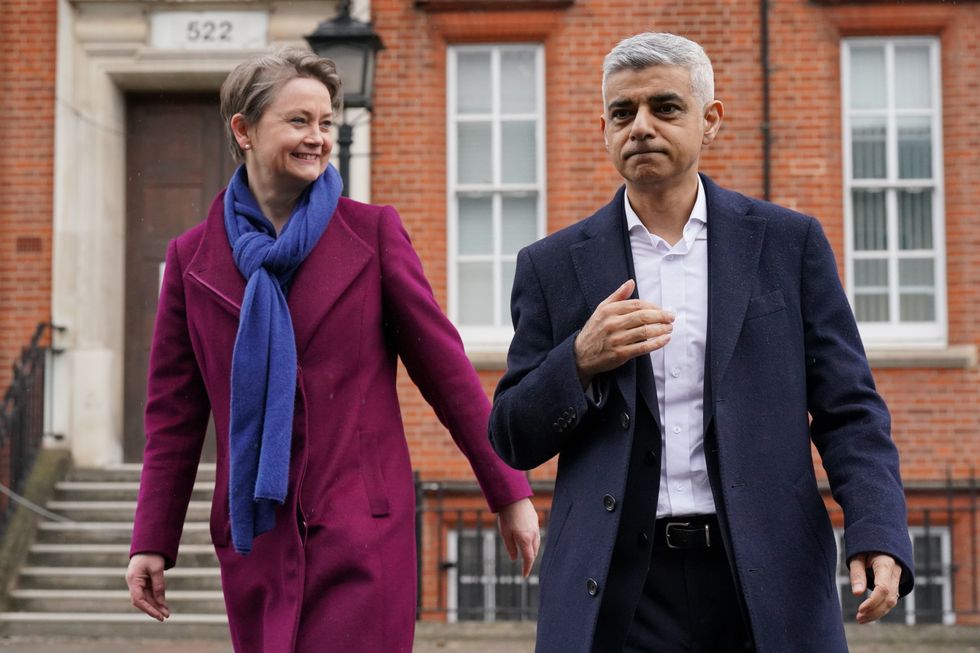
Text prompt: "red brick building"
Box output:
[[0, 0, 977, 634], [370, 0, 980, 627]]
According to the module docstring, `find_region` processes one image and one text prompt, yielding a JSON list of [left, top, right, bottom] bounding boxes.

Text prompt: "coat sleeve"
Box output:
[[801, 217, 915, 596], [377, 206, 531, 512], [489, 247, 606, 471], [130, 239, 211, 568]]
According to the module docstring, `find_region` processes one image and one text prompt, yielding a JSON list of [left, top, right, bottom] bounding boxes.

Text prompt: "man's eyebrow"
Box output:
[[606, 98, 634, 111], [649, 92, 686, 105]]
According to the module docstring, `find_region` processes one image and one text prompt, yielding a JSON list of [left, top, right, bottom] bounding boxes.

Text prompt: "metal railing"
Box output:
[[0, 322, 62, 539], [415, 476, 550, 622], [416, 472, 980, 625]]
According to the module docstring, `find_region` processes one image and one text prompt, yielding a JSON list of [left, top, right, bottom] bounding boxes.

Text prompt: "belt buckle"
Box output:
[[664, 521, 691, 549]]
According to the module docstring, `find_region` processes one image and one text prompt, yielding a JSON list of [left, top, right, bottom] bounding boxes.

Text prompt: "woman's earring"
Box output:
[[243, 143, 251, 150]]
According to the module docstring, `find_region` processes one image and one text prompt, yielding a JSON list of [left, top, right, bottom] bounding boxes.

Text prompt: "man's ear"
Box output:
[[600, 113, 608, 148], [702, 100, 724, 145]]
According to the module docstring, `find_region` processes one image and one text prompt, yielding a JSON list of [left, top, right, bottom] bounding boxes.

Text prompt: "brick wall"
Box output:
[[0, 0, 57, 391], [373, 0, 980, 491]]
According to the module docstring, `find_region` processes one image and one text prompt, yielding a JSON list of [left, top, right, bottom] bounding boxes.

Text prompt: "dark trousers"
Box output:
[[622, 517, 755, 653]]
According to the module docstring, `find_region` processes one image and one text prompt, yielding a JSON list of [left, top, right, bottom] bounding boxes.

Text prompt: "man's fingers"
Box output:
[[598, 279, 636, 307], [848, 556, 868, 596], [857, 585, 896, 624], [853, 553, 901, 624]]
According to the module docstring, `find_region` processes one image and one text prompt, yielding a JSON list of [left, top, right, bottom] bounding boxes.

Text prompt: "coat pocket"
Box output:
[[359, 430, 391, 517], [744, 289, 786, 321]]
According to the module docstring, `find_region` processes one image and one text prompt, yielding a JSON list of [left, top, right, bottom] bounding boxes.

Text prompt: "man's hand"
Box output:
[[574, 279, 674, 387], [497, 498, 541, 577], [126, 553, 170, 621], [850, 552, 902, 624]]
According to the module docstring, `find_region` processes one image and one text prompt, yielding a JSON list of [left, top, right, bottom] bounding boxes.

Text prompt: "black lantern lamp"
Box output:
[[305, 2, 385, 196]]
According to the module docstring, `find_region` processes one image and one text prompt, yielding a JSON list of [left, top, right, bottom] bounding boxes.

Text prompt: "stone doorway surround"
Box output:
[[52, 0, 372, 467]]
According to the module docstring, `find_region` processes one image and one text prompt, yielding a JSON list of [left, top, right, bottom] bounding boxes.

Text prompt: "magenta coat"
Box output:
[[130, 191, 531, 653]]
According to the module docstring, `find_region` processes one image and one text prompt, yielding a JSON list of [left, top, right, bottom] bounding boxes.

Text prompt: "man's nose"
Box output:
[[630, 107, 657, 140]]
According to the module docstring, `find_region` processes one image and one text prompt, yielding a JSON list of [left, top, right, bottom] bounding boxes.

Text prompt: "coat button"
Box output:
[[602, 494, 616, 512], [644, 450, 657, 466], [638, 531, 649, 546], [586, 578, 599, 596], [620, 412, 630, 430]]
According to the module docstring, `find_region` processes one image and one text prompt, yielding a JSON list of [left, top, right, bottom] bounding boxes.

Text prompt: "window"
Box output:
[[841, 38, 946, 347], [447, 44, 546, 349], [446, 529, 541, 622], [835, 528, 953, 625]]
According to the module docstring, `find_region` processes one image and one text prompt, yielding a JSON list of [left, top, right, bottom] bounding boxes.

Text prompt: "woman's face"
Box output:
[[239, 76, 334, 197]]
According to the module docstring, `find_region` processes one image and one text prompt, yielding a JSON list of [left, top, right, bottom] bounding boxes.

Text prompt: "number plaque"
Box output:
[[150, 11, 268, 50]]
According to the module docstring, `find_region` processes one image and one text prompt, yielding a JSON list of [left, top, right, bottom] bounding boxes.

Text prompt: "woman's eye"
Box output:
[[290, 117, 306, 125]]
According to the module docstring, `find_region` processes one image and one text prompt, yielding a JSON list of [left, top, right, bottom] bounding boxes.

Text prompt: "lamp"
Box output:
[[305, 1, 385, 197]]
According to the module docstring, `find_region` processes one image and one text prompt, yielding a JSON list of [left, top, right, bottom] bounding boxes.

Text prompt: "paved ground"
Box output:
[[0, 623, 977, 652]]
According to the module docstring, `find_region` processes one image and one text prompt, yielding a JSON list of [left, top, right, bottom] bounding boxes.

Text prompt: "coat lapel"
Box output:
[[703, 176, 767, 427], [186, 192, 373, 358], [286, 201, 372, 358], [186, 189, 246, 319], [569, 187, 659, 425]]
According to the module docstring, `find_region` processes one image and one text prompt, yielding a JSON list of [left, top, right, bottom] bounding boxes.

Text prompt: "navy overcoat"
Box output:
[[489, 175, 914, 653]]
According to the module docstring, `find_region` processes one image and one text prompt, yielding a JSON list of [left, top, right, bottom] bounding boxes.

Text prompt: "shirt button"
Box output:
[[672, 425, 682, 434], [620, 413, 631, 430], [675, 485, 684, 492], [671, 367, 681, 378], [586, 578, 600, 596], [602, 494, 617, 512]]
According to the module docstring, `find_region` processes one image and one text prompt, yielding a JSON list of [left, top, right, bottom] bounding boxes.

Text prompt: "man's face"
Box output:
[[600, 65, 722, 191]]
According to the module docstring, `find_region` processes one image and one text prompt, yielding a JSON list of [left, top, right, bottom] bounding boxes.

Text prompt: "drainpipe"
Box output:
[[760, 0, 772, 201]]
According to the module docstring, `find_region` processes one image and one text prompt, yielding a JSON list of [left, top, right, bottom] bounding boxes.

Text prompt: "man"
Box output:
[[489, 32, 914, 653]]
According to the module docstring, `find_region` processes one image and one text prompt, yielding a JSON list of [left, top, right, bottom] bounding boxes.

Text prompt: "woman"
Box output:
[[125, 48, 538, 653]]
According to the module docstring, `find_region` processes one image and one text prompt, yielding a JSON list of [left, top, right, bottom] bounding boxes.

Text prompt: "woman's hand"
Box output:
[[126, 553, 170, 621], [497, 497, 541, 577]]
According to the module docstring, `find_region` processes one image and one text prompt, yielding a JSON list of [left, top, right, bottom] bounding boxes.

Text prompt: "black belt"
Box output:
[[654, 514, 719, 550]]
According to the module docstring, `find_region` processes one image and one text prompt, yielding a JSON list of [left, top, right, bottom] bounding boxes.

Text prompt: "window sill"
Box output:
[[866, 344, 977, 369], [464, 345, 508, 371]]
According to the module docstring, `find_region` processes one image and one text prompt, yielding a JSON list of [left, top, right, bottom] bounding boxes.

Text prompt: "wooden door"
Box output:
[[124, 94, 236, 462]]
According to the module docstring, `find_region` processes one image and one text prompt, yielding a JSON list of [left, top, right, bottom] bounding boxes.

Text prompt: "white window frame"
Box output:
[[446, 529, 540, 623], [834, 527, 954, 625], [841, 37, 947, 348], [447, 44, 547, 352]]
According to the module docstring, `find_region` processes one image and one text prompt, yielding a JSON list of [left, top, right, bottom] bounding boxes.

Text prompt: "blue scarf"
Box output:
[[223, 164, 342, 555]]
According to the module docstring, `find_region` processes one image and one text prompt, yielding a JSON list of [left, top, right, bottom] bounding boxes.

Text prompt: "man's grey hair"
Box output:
[[602, 32, 715, 108]]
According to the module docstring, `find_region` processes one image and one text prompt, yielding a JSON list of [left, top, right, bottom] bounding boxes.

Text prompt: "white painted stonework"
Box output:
[[53, 0, 374, 466]]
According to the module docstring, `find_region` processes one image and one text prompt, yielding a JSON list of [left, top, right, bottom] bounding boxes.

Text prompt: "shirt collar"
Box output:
[[624, 175, 708, 242]]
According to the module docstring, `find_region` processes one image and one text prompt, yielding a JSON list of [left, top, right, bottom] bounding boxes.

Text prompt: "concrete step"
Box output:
[[35, 521, 213, 545], [7, 589, 227, 614], [45, 501, 211, 522], [68, 464, 217, 484], [27, 544, 218, 569], [0, 612, 229, 639], [17, 567, 222, 592], [54, 481, 214, 503]]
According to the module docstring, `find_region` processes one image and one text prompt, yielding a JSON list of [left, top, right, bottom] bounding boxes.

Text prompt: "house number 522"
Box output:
[[186, 20, 233, 42]]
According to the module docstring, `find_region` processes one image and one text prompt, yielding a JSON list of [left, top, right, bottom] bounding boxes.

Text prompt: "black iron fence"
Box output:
[[0, 322, 62, 539], [416, 472, 980, 625]]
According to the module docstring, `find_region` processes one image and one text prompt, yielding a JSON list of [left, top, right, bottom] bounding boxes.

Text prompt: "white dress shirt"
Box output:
[[625, 177, 716, 518]]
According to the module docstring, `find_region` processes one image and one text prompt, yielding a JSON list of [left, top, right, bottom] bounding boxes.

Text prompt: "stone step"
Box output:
[[68, 464, 217, 483], [27, 544, 218, 569], [45, 500, 211, 522], [0, 612, 229, 639], [35, 521, 213, 545], [17, 567, 222, 592], [8, 589, 227, 614], [54, 481, 214, 503]]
